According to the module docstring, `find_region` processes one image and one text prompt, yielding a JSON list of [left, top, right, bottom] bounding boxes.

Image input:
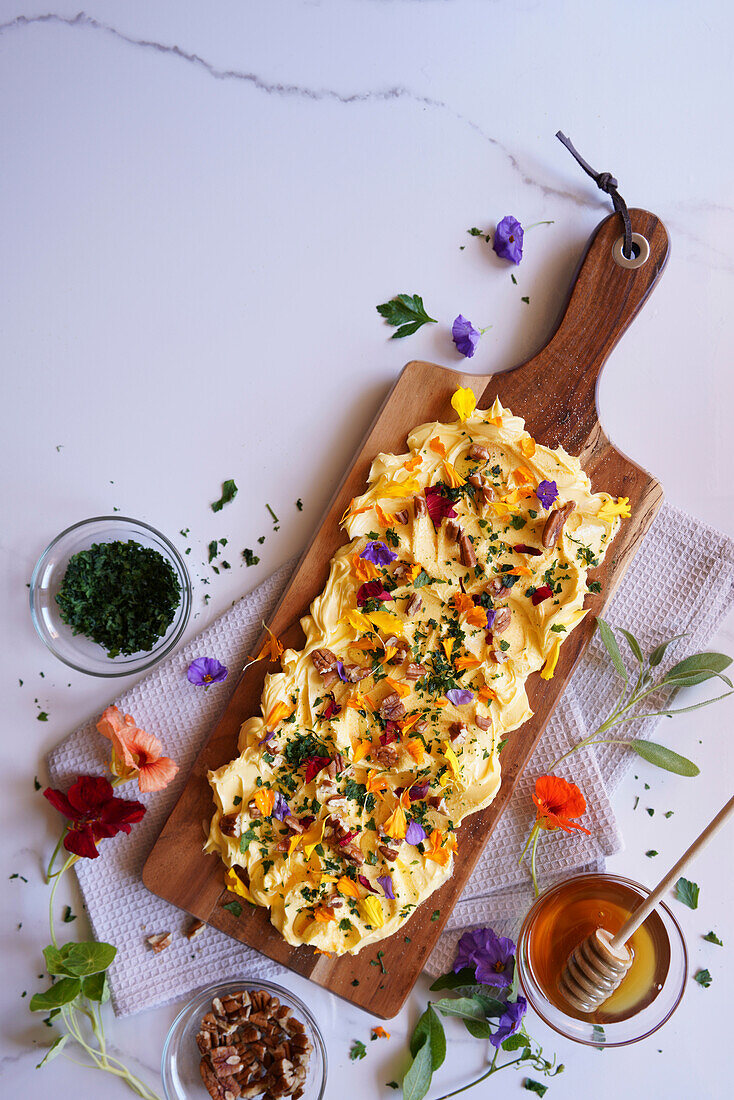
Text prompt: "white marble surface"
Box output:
[[2, 1, 734, 1097]]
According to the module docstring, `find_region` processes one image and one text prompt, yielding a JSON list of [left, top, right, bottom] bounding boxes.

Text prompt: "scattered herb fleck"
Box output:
[[62, 906, 76, 923], [222, 900, 243, 918], [523, 1080, 548, 1097], [296, 498, 303, 511], [694, 968, 712, 988], [646, 850, 658, 858], [242, 549, 260, 567], [675, 877, 699, 909], [37, 711, 49, 722], [431, 910, 440, 922], [212, 479, 238, 512], [521, 296, 530, 304], [703, 931, 723, 946], [350, 1040, 367, 1061]]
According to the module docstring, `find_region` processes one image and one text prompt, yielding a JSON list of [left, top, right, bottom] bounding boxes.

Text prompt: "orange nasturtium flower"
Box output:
[[429, 437, 447, 457], [254, 788, 275, 818], [451, 592, 475, 616], [265, 701, 294, 730], [96, 705, 178, 793], [313, 906, 336, 923], [250, 624, 284, 663], [351, 552, 380, 583], [372, 1026, 391, 1040], [375, 502, 392, 528], [521, 775, 591, 897], [424, 829, 453, 867], [404, 454, 423, 472]]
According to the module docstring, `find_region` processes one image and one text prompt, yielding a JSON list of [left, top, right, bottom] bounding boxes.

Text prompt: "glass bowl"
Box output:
[[29, 515, 192, 677], [161, 979, 327, 1100], [516, 872, 688, 1047]]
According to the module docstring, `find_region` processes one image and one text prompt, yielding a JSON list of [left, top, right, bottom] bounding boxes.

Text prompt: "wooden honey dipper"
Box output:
[[559, 794, 734, 1014]]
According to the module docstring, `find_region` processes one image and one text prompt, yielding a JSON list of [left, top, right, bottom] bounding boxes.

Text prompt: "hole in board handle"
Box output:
[[612, 233, 650, 269]]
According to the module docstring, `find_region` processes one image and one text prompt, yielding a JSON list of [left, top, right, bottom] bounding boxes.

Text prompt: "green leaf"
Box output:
[[62, 905, 76, 923], [30, 977, 81, 1012], [596, 618, 627, 681], [376, 294, 437, 340], [429, 967, 477, 992], [619, 628, 644, 665], [502, 1033, 531, 1052], [35, 1034, 68, 1069], [413, 570, 435, 589], [675, 877, 699, 909], [82, 971, 110, 1003], [656, 690, 734, 716], [410, 1005, 446, 1071], [694, 968, 712, 988], [402, 1037, 433, 1100], [524, 1080, 548, 1097], [661, 652, 732, 687], [42, 945, 68, 976], [628, 740, 699, 776], [212, 479, 238, 512], [56, 941, 117, 977], [350, 1040, 366, 1061], [463, 1017, 492, 1039], [648, 633, 686, 667], [432, 993, 505, 1021], [703, 931, 723, 946], [222, 900, 243, 917]]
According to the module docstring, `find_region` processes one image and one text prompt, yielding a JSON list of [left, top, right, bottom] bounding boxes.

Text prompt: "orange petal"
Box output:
[[137, 756, 179, 793], [455, 655, 481, 670], [405, 455, 423, 471], [513, 466, 534, 485], [254, 788, 275, 817], [337, 875, 362, 898], [429, 437, 446, 457], [520, 436, 536, 457], [375, 503, 391, 528]]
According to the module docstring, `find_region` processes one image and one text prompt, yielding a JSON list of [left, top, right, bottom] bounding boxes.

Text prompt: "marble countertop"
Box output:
[[2, 2, 733, 1097]]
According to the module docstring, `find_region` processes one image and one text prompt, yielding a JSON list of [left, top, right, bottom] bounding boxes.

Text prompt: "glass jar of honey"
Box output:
[[516, 873, 687, 1046]]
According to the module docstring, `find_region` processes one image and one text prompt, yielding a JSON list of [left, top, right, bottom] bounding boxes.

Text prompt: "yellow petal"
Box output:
[[225, 867, 257, 904], [520, 435, 537, 458], [541, 640, 561, 680], [342, 609, 374, 635], [359, 895, 385, 928], [442, 638, 454, 660], [366, 609, 405, 637], [302, 817, 327, 859], [352, 738, 372, 763], [598, 496, 632, 521], [443, 742, 461, 776], [375, 503, 392, 528], [383, 804, 407, 840], [442, 460, 466, 488], [451, 387, 477, 422], [513, 466, 534, 485], [288, 834, 303, 858], [378, 475, 420, 498], [337, 875, 361, 899], [254, 788, 275, 817]]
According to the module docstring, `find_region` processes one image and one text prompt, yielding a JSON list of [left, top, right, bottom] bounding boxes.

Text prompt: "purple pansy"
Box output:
[[272, 793, 290, 821], [258, 729, 276, 747], [490, 996, 527, 1048], [405, 819, 428, 846], [335, 661, 351, 683], [536, 479, 559, 509], [377, 874, 395, 900], [492, 216, 524, 264], [452, 315, 481, 359], [446, 688, 474, 706], [187, 657, 228, 688], [454, 927, 516, 988], [485, 608, 497, 630], [360, 540, 398, 567]]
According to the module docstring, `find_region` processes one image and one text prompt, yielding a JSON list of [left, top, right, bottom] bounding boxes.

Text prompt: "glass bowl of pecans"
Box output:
[[161, 979, 327, 1100]]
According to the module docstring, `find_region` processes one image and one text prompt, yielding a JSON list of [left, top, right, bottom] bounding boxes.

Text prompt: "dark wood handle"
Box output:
[[498, 208, 669, 451]]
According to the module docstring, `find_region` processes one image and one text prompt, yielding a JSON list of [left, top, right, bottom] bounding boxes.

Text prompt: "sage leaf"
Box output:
[[35, 1034, 68, 1069], [619, 628, 644, 665], [648, 633, 686, 667], [30, 977, 81, 1011], [402, 1037, 433, 1100], [410, 1004, 445, 1071], [662, 652, 732, 687], [628, 740, 699, 777], [58, 941, 117, 977], [596, 619, 627, 681], [675, 877, 699, 909], [657, 689, 734, 716]]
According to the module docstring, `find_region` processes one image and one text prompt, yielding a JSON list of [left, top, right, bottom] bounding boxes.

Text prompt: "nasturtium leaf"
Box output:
[[42, 945, 69, 976], [619, 628, 644, 666], [35, 1034, 68, 1069], [409, 1004, 446, 1071], [596, 619, 627, 681], [675, 877, 700, 909], [662, 652, 732, 687], [629, 739, 699, 776], [58, 941, 117, 977], [30, 977, 81, 1012], [82, 971, 110, 1003], [648, 633, 686, 667], [402, 1037, 433, 1100]]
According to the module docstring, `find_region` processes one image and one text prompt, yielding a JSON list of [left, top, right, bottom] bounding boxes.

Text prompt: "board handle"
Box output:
[[517, 208, 669, 451]]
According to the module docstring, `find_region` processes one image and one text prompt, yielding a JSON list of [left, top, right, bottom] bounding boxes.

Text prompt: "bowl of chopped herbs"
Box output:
[[30, 516, 192, 676]]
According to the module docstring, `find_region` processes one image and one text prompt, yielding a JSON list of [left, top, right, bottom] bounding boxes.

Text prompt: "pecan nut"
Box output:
[[413, 494, 427, 518], [219, 812, 242, 839], [458, 534, 477, 567], [492, 607, 512, 634], [405, 593, 422, 618], [311, 647, 338, 676], [379, 692, 406, 721], [542, 500, 576, 549]]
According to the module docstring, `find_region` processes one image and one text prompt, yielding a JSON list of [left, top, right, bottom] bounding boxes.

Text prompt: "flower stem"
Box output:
[[433, 1050, 526, 1099], [45, 831, 67, 882], [530, 826, 541, 897]]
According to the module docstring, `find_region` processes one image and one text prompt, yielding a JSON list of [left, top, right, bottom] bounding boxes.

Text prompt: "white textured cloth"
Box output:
[[47, 504, 734, 1014]]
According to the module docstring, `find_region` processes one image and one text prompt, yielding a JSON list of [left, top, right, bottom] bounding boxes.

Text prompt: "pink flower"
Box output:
[[96, 706, 178, 793]]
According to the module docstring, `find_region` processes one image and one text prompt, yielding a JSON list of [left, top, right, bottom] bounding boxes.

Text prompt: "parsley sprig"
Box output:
[[376, 293, 437, 339]]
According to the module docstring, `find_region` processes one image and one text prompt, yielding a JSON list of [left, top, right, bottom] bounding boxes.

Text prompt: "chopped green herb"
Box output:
[[523, 1080, 548, 1097], [62, 906, 76, 923], [675, 877, 699, 909], [37, 712, 49, 722], [703, 931, 723, 946], [521, 296, 530, 304], [34, 776, 41, 791], [646, 808, 655, 817], [664, 811, 674, 818], [266, 503, 279, 524], [350, 1040, 367, 1061], [212, 479, 238, 512], [511, 273, 517, 284], [694, 968, 712, 988], [208, 540, 219, 563], [646, 850, 658, 857], [587, 580, 603, 594], [413, 570, 435, 588], [550, 624, 566, 633], [296, 498, 303, 511], [222, 900, 243, 917], [376, 293, 437, 339], [431, 910, 440, 922], [242, 549, 260, 567]]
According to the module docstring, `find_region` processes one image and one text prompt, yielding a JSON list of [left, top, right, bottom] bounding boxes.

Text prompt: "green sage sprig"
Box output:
[[550, 620, 733, 777]]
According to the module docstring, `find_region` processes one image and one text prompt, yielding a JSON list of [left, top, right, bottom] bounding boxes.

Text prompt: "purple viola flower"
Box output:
[[272, 793, 290, 820], [405, 819, 427, 846], [258, 729, 276, 747], [453, 927, 516, 989], [485, 608, 497, 630], [452, 315, 481, 359], [187, 657, 228, 689], [490, 996, 527, 1048], [335, 661, 350, 683], [536, 479, 559, 509], [492, 216, 524, 264], [360, 540, 398, 566], [446, 688, 474, 706], [377, 874, 395, 900]]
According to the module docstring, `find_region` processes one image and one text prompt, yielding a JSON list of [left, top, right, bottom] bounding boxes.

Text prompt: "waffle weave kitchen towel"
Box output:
[[47, 503, 734, 1014]]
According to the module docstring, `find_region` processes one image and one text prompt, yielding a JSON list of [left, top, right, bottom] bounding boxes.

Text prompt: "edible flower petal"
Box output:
[[302, 817, 327, 859], [598, 496, 632, 520], [405, 819, 427, 846], [225, 867, 256, 905], [465, 606, 488, 629], [313, 906, 336, 923], [187, 657, 229, 688], [535, 480, 559, 509], [254, 788, 275, 818], [358, 874, 379, 894], [424, 485, 457, 528], [520, 435, 536, 458], [442, 460, 466, 488], [342, 609, 374, 635], [429, 437, 447, 457], [454, 926, 516, 988], [443, 743, 461, 776], [540, 640, 560, 680], [491, 997, 527, 1048], [351, 552, 380, 582], [272, 793, 290, 820], [451, 386, 478, 421], [359, 895, 385, 929], [43, 776, 146, 860], [455, 655, 481, 670], [532, 774, 591, 834], [365, 609, 404, 636], [513, 466, 534, 485], [451, 319, 481, 360], [377, 874, 395, 900], [446, 688, 473, 706], [379, 475, 421, 498], [530, 585, 553, 606], [323, 693, 342, 720], [442, 638, 454, 661], [337, 875, 361, 899], [492, 215, 524, 264], [250, 625, 284, 663], [303, 756, 331, 784], [361, 541, 398, 567], [352, 739, 371, 763], [372, 1027, 391, 1040], [405, 739, 426, 764], [266, 701, 294, 731], [356, 581, 393, 606], [425, 829, 453, 867], [374, 503, 392, 528], [96, 706, 178, 793]]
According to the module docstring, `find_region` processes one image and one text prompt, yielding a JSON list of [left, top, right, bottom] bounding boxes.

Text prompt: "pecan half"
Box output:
[[219, 812, 242, 839], [405, 662, 425, 680], [374, 743, 398, 768], [406, 593, 422, 618], [542, 500, 576, 549], [413, 718, 429, 735], [445, 519, 463, 542], [492, 607, 512, 634], [342, 663, 370, 682], [311, 647, 338, 676], [185, 918, 206, 940], [475, 714, 491, 731], [394, 509, 409, 525], [341, 842, 365, 865], [468, 444, 490, 462], [378, 843, 400, 861], [459, 534, 477, 567], [413, 493, 427, 518], [146, 932, 172, 953], [449, 722, 467, 745], [490, 649, 508, 664], [380, 692, 406, 721]]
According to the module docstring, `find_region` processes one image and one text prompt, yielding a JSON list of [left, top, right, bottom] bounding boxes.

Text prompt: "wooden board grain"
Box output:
[[143, 209, 668, 1016]]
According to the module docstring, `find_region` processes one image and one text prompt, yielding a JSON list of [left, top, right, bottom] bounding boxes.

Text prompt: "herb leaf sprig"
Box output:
[[376, 294, 437, 339], [549, 620, 732, 777]]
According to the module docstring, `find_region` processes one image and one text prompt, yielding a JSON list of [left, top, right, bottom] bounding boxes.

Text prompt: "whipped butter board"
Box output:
[[144, 209, 668, 1017]]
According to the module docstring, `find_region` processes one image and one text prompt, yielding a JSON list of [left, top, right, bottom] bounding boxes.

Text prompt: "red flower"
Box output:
[[531, 584, 553, 606], [323, 693, 342, 720], [303, 756, 331, 784], [356, 580, 393, 606], [424, 485, 457, 528], [43, 776, 146, 859], [532, 775, 591, 834]]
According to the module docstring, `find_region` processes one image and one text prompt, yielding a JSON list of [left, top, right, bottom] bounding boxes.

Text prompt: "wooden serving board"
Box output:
[[144, 209, 669, 1017]]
